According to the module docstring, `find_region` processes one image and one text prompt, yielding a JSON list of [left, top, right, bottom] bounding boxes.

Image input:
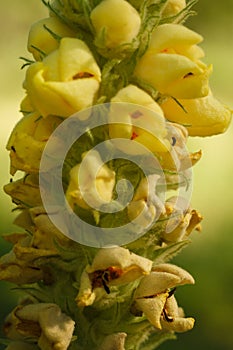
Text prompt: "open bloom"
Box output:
[[6, 109, 62, 174], [90, 0, 141, 48], [160, 93, 232, 136], [133, 263, 195, 332], [134, 23, 212, 99], [76, 247, 152, 307], [24, 38, 101, 118], [66, 150, 115, 210], [4, 303, 75, 350], [109, 85, 171, 154], [28, 17, 76, 60]]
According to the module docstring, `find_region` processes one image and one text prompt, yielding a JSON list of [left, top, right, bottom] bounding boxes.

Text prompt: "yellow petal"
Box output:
[[58, 38, 101, 81], [161, 93, 232, 136], [149, 24, 203, 53]]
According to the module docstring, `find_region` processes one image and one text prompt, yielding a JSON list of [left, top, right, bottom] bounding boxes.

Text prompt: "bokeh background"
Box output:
[[0, 1, 232, 349]]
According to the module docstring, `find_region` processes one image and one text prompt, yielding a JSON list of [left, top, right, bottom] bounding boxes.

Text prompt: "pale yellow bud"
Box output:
[[90, 0, 141, 48]]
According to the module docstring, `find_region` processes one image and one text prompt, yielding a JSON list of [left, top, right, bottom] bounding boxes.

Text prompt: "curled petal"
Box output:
[[152, 264, 195, 285], [135, 293, 168, 329], [160, 315, 195, 333], [149, 24, 203, 53], [134, 271, 180, 298]]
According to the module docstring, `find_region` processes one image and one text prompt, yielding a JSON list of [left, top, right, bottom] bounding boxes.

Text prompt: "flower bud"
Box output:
[[162, 0, 186, 17], [90, 0, 141, 48], [28, 17, 76, 60], [6, 111, 62, 174]]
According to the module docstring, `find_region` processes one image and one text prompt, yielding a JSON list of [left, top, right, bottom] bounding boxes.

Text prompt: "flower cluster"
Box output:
[[1, 1, 231, 350]]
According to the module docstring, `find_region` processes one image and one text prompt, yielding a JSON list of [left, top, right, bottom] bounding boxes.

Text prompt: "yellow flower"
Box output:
[[162, 0, 186, 17], [90, 0, 141, 48], [76, 247, 152, 307], [133, 263, 195, 332], [28, 17, 76, 60], [6, 110, 62, 175], [24, 38, 101, 118], [4, 303, 75, 350], [161, 93, 232, 136], [134, 24, 212, 99], [109, 85, 171, 154], [66, 150, 115, 210]]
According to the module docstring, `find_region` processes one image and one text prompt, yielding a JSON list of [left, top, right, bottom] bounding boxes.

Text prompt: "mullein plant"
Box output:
[[0, 0, 231, 350]]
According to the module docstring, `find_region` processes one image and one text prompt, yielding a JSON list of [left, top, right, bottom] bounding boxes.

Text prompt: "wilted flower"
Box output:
[[99, 332, 127, 350], [135, 23, 212, 99], [4, 175, 42, 208], [76, 247, 152, 306], [66, 150, 115, 210], [163, 196, 203, 243], [28, 17, 76, 60], [24, 37, 101, 118], [161, 93, 232, 136], [133, 263, 195, 332], [109, 85, 171, 154], [127, 175, 165, 231], [0, 233, 56, 284], [6, 111, 62, 174], [4, 303, 75, 350], [90, 0, 141, 48]]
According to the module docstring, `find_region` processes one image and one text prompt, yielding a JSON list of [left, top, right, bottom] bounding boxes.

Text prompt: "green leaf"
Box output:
[[153, 240, 191, 264], [139, 330, 176, 350]]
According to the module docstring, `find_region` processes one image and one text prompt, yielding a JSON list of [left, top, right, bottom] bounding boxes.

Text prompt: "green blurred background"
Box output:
[[0, 1, 232, 349]]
